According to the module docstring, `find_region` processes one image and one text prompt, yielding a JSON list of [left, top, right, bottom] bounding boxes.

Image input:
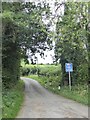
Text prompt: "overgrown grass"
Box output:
[[28, 75, 88, 105], [2, 80, 24, 119]]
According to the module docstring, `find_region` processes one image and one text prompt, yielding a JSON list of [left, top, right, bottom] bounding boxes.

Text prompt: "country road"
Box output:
[[17, 77, 88, 118]]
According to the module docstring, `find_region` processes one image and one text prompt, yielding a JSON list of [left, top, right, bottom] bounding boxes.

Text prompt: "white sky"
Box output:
[[36, 0, 64, 64], [36, 50, 55, 64], [28, 0, 64, 64]]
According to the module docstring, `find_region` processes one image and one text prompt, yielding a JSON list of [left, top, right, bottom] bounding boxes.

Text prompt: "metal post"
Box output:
[[69, 71, 71, 90]]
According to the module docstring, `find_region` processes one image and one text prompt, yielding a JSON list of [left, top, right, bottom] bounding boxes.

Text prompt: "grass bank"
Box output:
[[2, 80, 24, 119], [28, 75, 88, 105]]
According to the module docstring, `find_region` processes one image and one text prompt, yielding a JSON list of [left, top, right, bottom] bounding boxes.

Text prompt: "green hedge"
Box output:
[[2, 80, 24, 119]]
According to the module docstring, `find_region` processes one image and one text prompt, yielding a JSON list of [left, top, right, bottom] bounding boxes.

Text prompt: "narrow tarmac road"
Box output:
[[17, 77, 88, 118]]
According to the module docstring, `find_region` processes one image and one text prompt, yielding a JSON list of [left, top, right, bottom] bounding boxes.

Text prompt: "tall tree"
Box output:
[[2, 2, 51, 88], [55, 2, 88, 85]]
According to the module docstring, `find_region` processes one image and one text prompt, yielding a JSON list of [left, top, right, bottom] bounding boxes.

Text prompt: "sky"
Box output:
[[27, 0, 64, 64], [35, 50, 55, 64], [26, 0, 61, 64], [27, 48, 55, 64]]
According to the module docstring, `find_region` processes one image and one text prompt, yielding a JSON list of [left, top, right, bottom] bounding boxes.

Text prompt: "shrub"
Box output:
[[20, 67, 30, 76]]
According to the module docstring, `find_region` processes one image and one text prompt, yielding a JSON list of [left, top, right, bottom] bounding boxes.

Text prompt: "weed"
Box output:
[[2, 80, 24, 118]]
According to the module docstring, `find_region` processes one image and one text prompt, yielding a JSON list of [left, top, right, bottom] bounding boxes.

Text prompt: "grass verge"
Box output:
[[28, 75, 88, 105], [2, 80, 24, 119]]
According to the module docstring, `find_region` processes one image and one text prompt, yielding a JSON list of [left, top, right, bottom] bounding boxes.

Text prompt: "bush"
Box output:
[[38, 65, 61, 77], [2, 80, 24, 118], [21, 66, 38, 76], [71, 63, 88, 85], [20, 67, 30, 76], [30, 66, 37, 74], [28, 75, 88, 105], [2, 40, 20, 89]]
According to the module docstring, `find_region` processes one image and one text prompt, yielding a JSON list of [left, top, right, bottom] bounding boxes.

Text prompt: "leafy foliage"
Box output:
[[28, 74, 88, 105], [2, 80, 24, 118], [2, 2, 51, 88], [21, 64, 61, 78], [54, 2, 89, 85]]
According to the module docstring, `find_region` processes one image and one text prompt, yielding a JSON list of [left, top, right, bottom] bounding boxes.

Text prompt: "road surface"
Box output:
[[17, 77, 88, 118]]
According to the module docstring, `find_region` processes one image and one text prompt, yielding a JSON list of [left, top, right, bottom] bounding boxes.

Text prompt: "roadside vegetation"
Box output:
[[2, 2, 51, 119], [2, 80, 24, 119], [31, 75, 88, 105], [29, 75, 88, 105], [2, 2, 90, 118], [21, 64, 88, 105]]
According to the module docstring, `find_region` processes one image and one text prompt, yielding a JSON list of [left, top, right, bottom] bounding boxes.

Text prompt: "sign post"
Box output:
[[65, 63, 73, 90], [69, 71, 71, 91]]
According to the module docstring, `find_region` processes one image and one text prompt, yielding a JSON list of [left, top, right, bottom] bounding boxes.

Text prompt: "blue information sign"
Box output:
[[65, 63, 73, 72]]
